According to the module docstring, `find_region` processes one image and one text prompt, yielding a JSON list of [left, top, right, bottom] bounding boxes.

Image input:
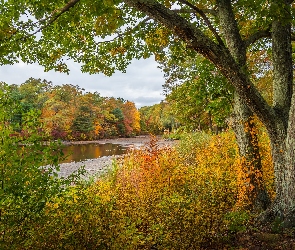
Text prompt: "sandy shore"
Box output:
[[58, 136, 177, 179]]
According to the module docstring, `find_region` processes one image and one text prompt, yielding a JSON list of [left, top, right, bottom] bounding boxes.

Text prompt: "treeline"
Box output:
[[1, 78, 141, 140], [1, 77, 230, 140], [139, 101, 178, 135]]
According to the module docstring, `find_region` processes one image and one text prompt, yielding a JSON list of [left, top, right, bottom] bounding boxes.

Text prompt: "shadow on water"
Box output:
[[61, 143, 129, 163]]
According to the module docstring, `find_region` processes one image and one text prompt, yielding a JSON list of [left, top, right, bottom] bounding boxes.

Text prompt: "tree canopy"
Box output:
[[1, 0, 292, 131]]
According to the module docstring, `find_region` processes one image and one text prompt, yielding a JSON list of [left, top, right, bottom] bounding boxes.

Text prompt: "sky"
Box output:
[[0, 58, 165, 108]]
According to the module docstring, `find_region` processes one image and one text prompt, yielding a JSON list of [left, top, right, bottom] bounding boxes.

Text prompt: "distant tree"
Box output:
[[41, 86, 76, 139], [112, 107, 126, 136], [71, 106, 94, 138], [19, 78, 52, 109], [122, 101, 141, 136], [139, 102, 176, 134]]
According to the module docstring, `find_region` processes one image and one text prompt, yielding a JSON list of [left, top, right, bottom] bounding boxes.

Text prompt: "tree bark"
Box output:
[[260, 10, 295, 226], [217, 0, 270, 210], [232, 93, 270, 210]]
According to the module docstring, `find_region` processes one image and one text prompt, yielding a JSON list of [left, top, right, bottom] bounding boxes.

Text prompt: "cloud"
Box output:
[[132, 96, 163, 108], [0, 58, 165, 108]]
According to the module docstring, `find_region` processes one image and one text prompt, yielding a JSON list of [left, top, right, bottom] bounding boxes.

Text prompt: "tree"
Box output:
[[0, 82, 24, 131], [163, 58, 233, 132], [41, 85, 78, 139], [139, 101, 176, 134], [122, 101, 141, 136], [71, 106, 94, 137], [19, 78, 52, 110], [139, 103, 164, 134], [112, 107, 126, 135], [0, 79, 52, 132], [1, 0, 295, 224]]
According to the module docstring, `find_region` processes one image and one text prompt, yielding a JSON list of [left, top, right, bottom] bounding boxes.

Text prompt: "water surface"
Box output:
[[61, 143, 129, 163]]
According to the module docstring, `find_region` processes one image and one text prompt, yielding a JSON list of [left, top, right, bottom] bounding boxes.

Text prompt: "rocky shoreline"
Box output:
[[57, 155, 121, 179], [58, 136, 177, 179]]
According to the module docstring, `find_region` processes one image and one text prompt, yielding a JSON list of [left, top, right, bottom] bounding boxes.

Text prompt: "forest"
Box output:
[[1, 78, 141, 140], [2, 76, 229, 141], [1, 0, 295, 249]]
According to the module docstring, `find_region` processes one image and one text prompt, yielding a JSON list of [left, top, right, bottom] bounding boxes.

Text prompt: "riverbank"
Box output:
[[58, 136, 177, 179], [57, 155, 121, 179], [62, 135, 176, 148]]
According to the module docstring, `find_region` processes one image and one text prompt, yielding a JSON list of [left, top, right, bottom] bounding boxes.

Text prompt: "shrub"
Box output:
[[0, 106, 84, 248], [2, 130, 274, 249], [176, 131, 213, 166], [22, 136, 241, 249]]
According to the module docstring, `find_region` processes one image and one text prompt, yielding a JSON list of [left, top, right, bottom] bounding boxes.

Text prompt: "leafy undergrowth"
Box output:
[[3, 132, 292, 249]]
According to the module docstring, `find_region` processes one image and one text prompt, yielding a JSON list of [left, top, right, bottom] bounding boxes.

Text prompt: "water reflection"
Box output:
[[62, 143, 129, 163]]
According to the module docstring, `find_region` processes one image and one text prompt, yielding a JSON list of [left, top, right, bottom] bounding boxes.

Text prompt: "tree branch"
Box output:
[[172, 8, 217, 16], [123, 0, 277, 135], [244, 28, 271, 48], [216, 0, 245, 64], [177, 0, 224, 45], [27, 0, 81, 38]]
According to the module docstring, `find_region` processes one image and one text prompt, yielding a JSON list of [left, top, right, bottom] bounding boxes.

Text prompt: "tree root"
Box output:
[[257, 202, 295, 229]]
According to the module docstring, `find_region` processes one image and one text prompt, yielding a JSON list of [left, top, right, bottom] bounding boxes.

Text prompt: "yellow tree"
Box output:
[[122, 101, 141, 136]]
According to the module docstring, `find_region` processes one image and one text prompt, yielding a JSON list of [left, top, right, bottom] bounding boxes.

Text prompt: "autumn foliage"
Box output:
[[1, 129, 275, 249], [1, 78, 141, 141], [1, 83, 274, 249]]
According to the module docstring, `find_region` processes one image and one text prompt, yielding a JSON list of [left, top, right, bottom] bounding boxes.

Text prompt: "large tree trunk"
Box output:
[[282, 97, 295, 226], [217, 0, 270, 210], [261, 14, 295, 226], [232, 93, 270, 210], [123, 0, 294, 225]]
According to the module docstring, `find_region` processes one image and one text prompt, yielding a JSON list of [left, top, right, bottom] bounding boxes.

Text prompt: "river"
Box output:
[[61, 143, 129, 163]]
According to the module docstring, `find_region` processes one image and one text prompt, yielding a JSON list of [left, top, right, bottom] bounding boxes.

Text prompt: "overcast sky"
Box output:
[[0, 58, 165, 108]]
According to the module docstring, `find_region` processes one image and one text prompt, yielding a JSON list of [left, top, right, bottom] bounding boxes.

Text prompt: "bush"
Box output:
[[0, 105, 84, 248], [1, 129, 274, 249], [21, 135, 242, 249], [176, 131, 212, 166]]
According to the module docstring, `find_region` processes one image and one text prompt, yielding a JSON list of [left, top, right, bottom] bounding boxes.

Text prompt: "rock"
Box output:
[[57, 155, 120, 179]]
